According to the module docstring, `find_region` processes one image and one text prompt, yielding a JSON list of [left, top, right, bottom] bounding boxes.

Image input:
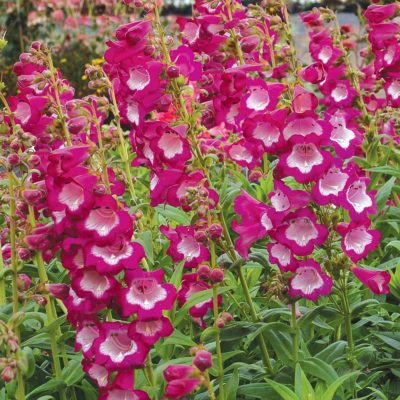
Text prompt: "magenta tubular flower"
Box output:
[[71, 267, 119, 303], [75, 320, 101, 358], [79, 195, 133, 244], [99, 371, 150, 400], [384, 78, 400, 107], [60, 238, 87, 271], [267, 242, 298, 272], [289, 260, 333, 301], [165, 379, 201, 400], [47, 167, 97, 216], [82, 361, 109, 388], [129, 316, 173, 345], [94, 322, 150, 369], [364, 3, 398, 23], [269, 181, 311, 213], [225, 139, 260, 169], [336, 220, 380, 263], [160, 225, 210, 268], [232, 190, 282, 258], [299, 61, 326, 84], [351, 266, 391, 295], [85, 237, 145, 275], [341, 177, 377, 220], [282, 112, 326, 143], [275, 208, 328, 256], [242, 110, 286, 153], [178, 273, 219, 320], [163, 364, 196, 382], [311, 160, 352, 206], [170, 45, 202, 80], [278, 141, 332, 184], [119, 269, 176, 319], [325, 111, 361, 158], [47, 145, 90, 176]]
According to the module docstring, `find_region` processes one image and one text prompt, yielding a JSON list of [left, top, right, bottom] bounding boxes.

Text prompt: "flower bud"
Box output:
[[22, 189, 43, 205], [193, 350, 213, 371], [194, 230, 207, 243], [198, 265, 211, 281], [216, 317, 225, 329], [144, 45, 155, 56], [210, 268, 224, 283], [208, 224, 222, 240], [17, 274, 32, 291], [1, 366, 15, 382], [7, 336, 20, 353], [46, 283, 70, 300], [7, 154, 20, 166], [166, 65, 180, 79], [249, 170, 262, 183], [32, 294, 47, 306]]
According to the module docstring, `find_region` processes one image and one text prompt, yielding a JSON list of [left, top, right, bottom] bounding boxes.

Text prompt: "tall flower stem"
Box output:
[[7, 172, 25, 399], [145, 354, 155, 387], [204, 370, 217, 400], [0, 237, 6, 306], [47, 53, 72, 146], [291, 303, 299, 364]]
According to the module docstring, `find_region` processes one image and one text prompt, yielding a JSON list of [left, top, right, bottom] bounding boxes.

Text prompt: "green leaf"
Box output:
[[266, 379, 301, 400], [386, 241, 400, 253], [300, 358, 338, 385], [136, 231, 154, 265], [295, 364, 315, 400], [225, 369, 239, 400], [264, 323, 294, 366], [366, 166, 400, 178], [376, 177, 396, 210], [156, 205, 191, 225], [61, 359, 84, 386], [314, 341, 346, 364], [170, 261, 184, 289], [373, 333, 400, 350], [26, 379, 66, 399], [236, 383, 280, 399], [163, 329, 197, 347], [297, 305, 332, 328], [321, 371, 360, 400]]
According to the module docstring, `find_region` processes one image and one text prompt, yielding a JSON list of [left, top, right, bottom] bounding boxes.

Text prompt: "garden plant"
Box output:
[[0, 0, 400, 399]]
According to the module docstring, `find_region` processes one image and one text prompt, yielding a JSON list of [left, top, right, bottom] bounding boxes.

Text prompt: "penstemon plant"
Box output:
[[0, 0, 399, 399]]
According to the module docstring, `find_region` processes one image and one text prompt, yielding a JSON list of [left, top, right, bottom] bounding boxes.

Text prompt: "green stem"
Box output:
[[0, 237, 6, 306], [7, 172, 25, 399], [236, 267, 273, 373], [145, 355, 155, 387], [291, 303, 299, 365], [213, 285, 225, 400], [340, 275, 355, 368], [204, 370, 217, 400], [27, 206, 67, 400]]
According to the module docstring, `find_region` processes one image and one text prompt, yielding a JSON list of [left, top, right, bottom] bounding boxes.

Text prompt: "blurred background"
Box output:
[[0, 0, 380, 95]]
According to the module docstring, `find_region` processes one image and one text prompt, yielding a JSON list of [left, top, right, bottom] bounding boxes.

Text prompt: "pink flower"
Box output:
[[275, 208, 328, 256], [82, 361, 109, 388], [364, 4, 398, 24], [269, 181, 311, 213], [75, 320, 101, 358], [267, 242, 297, 272], [232, 190, 281, 258], [336, 220, 380, 263], [119, 269, 177, 319], [129, 316, 173, 345], [94, 322, 150, 369], [351, 266, 391, 295], [289, 260, 333, 301], [161, 225, 210, 268], [299, 62, 326, 84]]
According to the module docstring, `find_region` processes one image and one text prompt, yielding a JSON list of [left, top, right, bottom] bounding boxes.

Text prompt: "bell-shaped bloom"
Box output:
[[119, 269, 177, 319], [384, 78, 400, 107], [85, 237, 145, 275], [242, 109, 287, 153], [282, 113, 326, 143], [364, 3, 398, 23], [71, 268, 119, 303], [178, 273, 219, 319], [267, 242, 297, 272], [164, 364, 200, 400], [47, 146, 90, 177], [312, 160, 352, 206], [94, 322, 150, 369], [351, 266, 390, 295], [75, 320, 101, 358], [60, 238, 87, 271], [225, 139, 261, 169], [325, 80, 356, 107], [309, 33, 342, 66], [232, 190, 281, 258], [82, 361, 109, 388], [299, 61, 326, 84], [99, 371, 150, 400], [160, 225, 210, 268], [269, 181, 311, 213], [278, 141, 332, 183], [325, 111, 361, 158], [170, 45, 202, 81], [79, 195, 133, 244], [275, 208, 328, 256], [289, 260, 333, 301], [341, 177, 377, 220], [47, 167, 97, 215], [128, 316, 173, 345], [291, 86, 319, 114], [336, 220, 380, 262]]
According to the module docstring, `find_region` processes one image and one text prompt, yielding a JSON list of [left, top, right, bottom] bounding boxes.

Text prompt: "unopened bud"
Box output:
[[208, 224, 222, 240], [193, 350, 213, 371], [198, 265, 211, 281], [210, 268, 224, 283]]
